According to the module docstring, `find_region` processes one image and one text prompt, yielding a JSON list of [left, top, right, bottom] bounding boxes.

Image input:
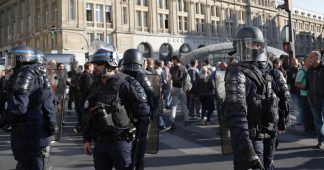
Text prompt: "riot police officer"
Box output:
[[34, 50, 57, 170], [224, 26, 289, 170], [83, 45, 151, 170], [121, 49, 159, 170], [0, 46, 55, 170]]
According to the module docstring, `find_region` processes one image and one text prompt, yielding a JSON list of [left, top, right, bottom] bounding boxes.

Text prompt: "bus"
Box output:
[[180, 42, 288, 66]]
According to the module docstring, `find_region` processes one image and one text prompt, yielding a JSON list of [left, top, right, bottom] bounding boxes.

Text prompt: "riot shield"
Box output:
[[215, 71, 233, 155], [145, 74, 161, 154], [47, 67, 67, 141]]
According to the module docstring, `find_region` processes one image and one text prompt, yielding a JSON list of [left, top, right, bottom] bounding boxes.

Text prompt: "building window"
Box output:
[[158, 0, 163, 9], [86, 3, 93, 21], [165, 14, 169, 29], [136, 11, 142, 28], [158, 14, 163, 29], [97, 33, 104, 41], [216, 7, 220, 17], [69, 0, 75, 20], [184, 2, 188, 12], [106, 34, 113, 44], [196, 19, 204, 33], [96, 4, 103, 22], [105, 5, 112, 23], [184, 17, 188, 31], [35, 9, 40, 29], [143, 12, 148, 28], [211, 20, 216, 33], [196, 3, 199, 14], [211, 6, 215, 16], [225, 22, 234, 38], [178, 16, 182, 31], [122, 6, 128, 24], [87, 33, 94, 45], [177, 0, 182, 11], [165, 0, 169, 9], [137, 0, 148, 6]]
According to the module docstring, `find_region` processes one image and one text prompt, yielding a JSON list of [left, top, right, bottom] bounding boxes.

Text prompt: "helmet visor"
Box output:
[[237, 38, 267, 61], [5, 53, 17, 69]]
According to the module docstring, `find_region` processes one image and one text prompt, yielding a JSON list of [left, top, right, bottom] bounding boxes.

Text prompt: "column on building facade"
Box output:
[[171, 0, 178, 35], [129, 0, 135, 32], [189, 1, 196, 33], [205, 1, 211, 37], [219, 2, 225, 37], [115, 0, 123, 31], [246, 0, 252, 26], [151, 0, 158, 34]]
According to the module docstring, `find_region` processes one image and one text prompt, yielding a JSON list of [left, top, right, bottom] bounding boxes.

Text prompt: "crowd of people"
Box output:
[[1, 26, 324, 170]]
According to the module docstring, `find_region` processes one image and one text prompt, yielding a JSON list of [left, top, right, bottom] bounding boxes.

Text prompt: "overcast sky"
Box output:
[[293, 0, 324, 15]]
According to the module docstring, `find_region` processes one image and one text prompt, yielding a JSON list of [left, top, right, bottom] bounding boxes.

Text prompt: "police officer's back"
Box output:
[[121, 49, 159, 169], [224, 26, 289, 170], [83, 46, 150, 170], [0, 46, 55, 170]]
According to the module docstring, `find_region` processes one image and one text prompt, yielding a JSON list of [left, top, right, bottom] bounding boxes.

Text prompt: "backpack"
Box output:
[[171, 66, 185, 84]]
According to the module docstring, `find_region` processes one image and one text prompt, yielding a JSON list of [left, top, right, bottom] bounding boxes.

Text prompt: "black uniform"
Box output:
[[83, 72, 150, 170], [83, 45, 151, 170], [224, 27, 290, 170], [121, 49, 158, 169]]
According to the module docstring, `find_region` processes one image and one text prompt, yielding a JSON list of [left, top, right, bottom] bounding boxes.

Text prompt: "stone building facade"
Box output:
[[0, 0, 323, 64]]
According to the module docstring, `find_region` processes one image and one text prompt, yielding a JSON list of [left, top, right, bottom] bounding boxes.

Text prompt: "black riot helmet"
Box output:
[[234, 26, 267, 62], [6, 45, 36, 69], [122, 49, 144, 72], [91, 44, 118, 70]]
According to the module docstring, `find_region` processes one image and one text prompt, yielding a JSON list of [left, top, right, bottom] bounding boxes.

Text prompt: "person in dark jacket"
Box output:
[[74, 62, 94, 133], [287, 58, 303, 126], [306, 51, 324, 149], [187, 59, 201, 119], [197, 66, 215, 125]]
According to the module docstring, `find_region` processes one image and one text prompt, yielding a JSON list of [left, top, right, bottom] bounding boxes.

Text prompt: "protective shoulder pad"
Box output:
[[135, 71, 153, 90], [126, 76, 148, 103], [41, 70, 51, 90], [13, 67, 36, 95], [225, 65, 246, 104]]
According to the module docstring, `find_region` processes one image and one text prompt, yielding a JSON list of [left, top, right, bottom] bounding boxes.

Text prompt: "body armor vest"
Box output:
[[239, 63, 279, 129], [90, 73, 131, 134]]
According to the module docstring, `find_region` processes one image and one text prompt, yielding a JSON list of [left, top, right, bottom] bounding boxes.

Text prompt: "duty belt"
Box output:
[[249, 127, 275, 139], [95, 135, 123, 144]]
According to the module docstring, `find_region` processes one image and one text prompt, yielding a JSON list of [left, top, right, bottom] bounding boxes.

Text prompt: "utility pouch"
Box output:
[[91, 102, 115, 133], [262, 93, 279, 123]]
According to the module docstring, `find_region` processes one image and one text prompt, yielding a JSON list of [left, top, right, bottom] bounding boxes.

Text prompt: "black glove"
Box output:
[[246, 147, 264, 170]]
